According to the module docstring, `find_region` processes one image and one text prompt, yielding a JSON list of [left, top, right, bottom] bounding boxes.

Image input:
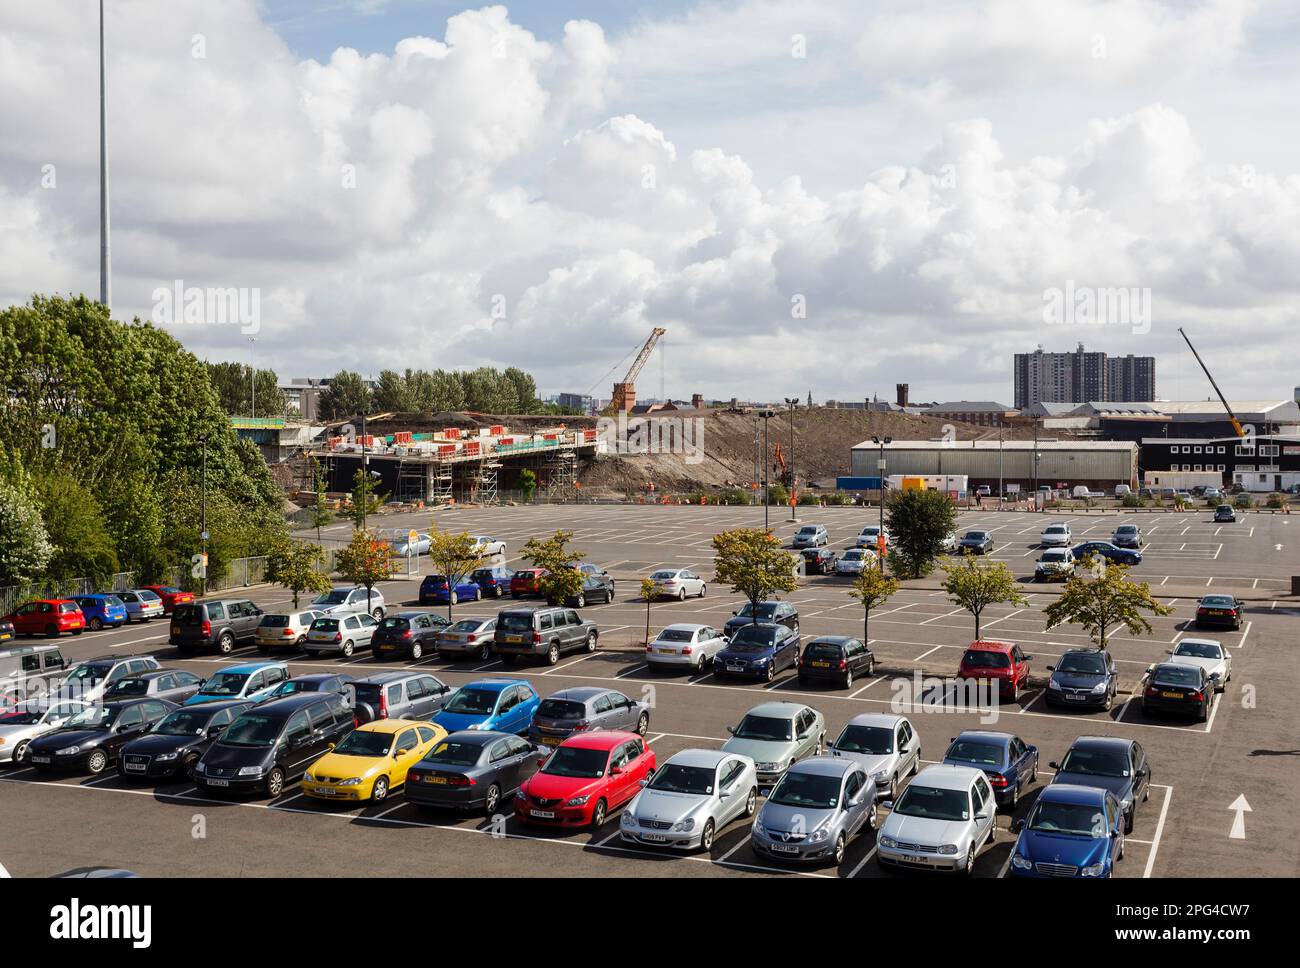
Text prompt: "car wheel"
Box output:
[[218, 631, 235, 655], [1124, 809, 1134, 834], [266, 767, 285, 798], [843, 669, 853, 689], [86, 750, 108, 775], [636, 712, 649, 736], [372, 608, 384, 620], [576, 594, 585, 608], [817, 732, 825, 753], [677, 588, 686, 601], [764, 664, 775, 683], [833, 833, 846, 865], [411, 643, 423, 660], [89, 617, 103, 631], [297, 634, 307, 646], [1118, 839, 1126, 861], [744, 786, 757, 817], [485, 783, 502, 815], [700, 819, 716, 851], [12, 739, 31, 764], [477, 642, 492, 662], [591, 798, 608, 828], [44, 624, 58, 637], [371, 775, 390, 802], [547, 643, 560, 665], [585, 632, 597, 653], [964, 845, 977, 876], [342, 640, 354, 658], [1010, 783, 1020, 809], [495, 587, 504, 598]]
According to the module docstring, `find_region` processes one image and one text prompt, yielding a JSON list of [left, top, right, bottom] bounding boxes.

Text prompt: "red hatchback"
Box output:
[[509, 569, 546, 598], [5, 600, 86, 638], [140, 585, 195, 614], [958, 640, 1033, 700], [515, 731, 655, 828]]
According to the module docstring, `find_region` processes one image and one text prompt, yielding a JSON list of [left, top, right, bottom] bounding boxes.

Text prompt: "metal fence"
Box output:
[[0, 558, 270, 613]]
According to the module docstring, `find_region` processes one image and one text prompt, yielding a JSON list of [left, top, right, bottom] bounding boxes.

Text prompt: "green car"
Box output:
[[721, 701, 825, 788]]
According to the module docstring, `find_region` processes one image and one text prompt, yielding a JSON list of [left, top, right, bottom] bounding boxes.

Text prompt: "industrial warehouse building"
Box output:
[[849, 439, 1138, 491]]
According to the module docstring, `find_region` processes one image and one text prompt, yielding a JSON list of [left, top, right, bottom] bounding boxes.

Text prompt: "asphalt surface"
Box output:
[[3, 505, 1298, 878]]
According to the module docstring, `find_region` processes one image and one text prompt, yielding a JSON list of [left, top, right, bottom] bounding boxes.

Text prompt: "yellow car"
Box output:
[[302, 719, 445, 803]]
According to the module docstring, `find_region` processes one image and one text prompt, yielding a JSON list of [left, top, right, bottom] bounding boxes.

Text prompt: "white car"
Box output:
[[940, 532, 960, 554], [391, 532, 431, 556], [1166, 638, 1231, 691], [648, 569, 706, 600], [0, 699, 89, 764], [1039, 522, 1072, 547], [855, 525, 890, 549], [1034, 548, 1076, 581], [255, 610, 325, 651], [646, 623, 728, 672], [621, 749, 758, 852], [828, 713, 921, 800], [876, 765, 997, 875], [310, 586, 386, 619], [471, 536, 507, 557], [834, 548, 876, 576], [120, 589, 165, 623]]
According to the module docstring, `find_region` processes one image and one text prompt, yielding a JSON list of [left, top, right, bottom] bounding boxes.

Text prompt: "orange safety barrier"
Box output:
[[444, 427, 462, 439]]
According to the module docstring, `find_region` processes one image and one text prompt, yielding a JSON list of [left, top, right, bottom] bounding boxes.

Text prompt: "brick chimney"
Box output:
[[896, 383, 909, 407], [691, 393, 704, 409]]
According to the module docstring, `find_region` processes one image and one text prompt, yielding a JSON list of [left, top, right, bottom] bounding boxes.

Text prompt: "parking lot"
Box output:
[[3, 505, 1298, 879]]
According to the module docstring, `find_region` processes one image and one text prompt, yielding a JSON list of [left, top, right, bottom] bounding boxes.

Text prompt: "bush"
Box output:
[[1234, 493, 1253, 509], [797, 492, 820, 506], [714, 487, 752, 506], [824, 491, 852, 506], [1266, 492, 1285, 509], [766, 484, 790, 506], [1120, 493, 1146, 508]]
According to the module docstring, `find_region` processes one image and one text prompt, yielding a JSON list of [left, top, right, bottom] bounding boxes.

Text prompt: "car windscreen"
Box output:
[[833, 724, 893, 754], [804, 641, 844, 660], [797, 527, 818, 534], [154, 708, 216, 736], [311, 619, 340, 631], [1028, 801, 1108, 838], [737, 603, 777, 620], [497, 613, 533, 633], [333, 730, 392, 757], [260, 615, 290, 627], [1040, 551, 1068, 562], [65, 706, 114, 729], [443, 688, 497, 715], [449, 619, 485, 633], [650, 571, 677, 580], [379, 617, 410, 630], [647, 764, 714, 795], [172, 605, 203, 624], [536, 699, 585, 721], [1056, 653, 1107, 674], [730, 627, 777, 648], [220, 713, 283, 747], [1152, 665, 1201, 687], [270, 681, 319, 697], [314, 590, 351, 605], [200, 673, 249, 696], [732, 715, 791, 741], [842, 550, 864, 560], [421, 741, 482, 766], [105, 678, 149, 697], [945, 740, 1004, 767], [961, 650, 1010, 668], [1060, 746, 1129, 777], [892, 784, 970, 821], [471, 570, 497, 582], [1175, 642, 1221, 659], [65, 663, 111, 683], [540, 745, 607, 778], [1116, 526, 1138, 534], [1201, 596, 1235, 607], [655, 629, 694, 642], [768, 770, 841, 809], [964, 532, 987, 540]]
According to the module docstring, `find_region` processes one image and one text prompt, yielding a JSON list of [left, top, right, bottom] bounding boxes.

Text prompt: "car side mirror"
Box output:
[[610, 766, 623, 776], [327, 742, 336, 751], [1011, 819, 1025, 833], [725, 725, 736, 735], [640, 778, 650, 788], [1049, 761, 1060, 770], [975, 812, 989, 821], [881, 800, 894, 810], [1046, 665, 1055, 672]]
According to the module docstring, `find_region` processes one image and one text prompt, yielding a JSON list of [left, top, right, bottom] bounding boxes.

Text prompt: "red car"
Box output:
[[5, 600, 85, 638], [140, 585, 195, 614], [509, 568, 546, 598], [515, 731, 655, 828], [957, 640, 1033, 700]]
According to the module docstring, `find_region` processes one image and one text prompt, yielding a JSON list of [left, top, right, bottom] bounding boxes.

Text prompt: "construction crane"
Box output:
[[608, 327, 666, 413], [1178, 327, 1246, 437]]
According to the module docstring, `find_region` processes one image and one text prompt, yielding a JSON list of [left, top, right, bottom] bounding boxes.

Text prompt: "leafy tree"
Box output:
[[886, 488, 959, 579], [1044, 556, 1174, 650], [267, 541, 331, 609], [424, 528, 490, 619], [205, 362, 286, 417], [319, 370, 371, 420], [521, 530, 585, 605], [639, 577, 657, 645], [334, 529, 391, 616], [766, 483, 789, 506], [0, 478, 53, 585], [940, 556, 1028, 640], [519, 468, 537, 502], [372, 369, 412, 412], [350, 468, 385, 528], [848, 567, 899, 644], [711, 528, 798, 623], [502, 367, 539, 412], [308, 457, 333, 542], [428, 369, 467, 412], [33, 470, 119, 584]]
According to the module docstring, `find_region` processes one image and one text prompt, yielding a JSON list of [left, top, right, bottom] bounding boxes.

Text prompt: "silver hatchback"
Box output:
[[304, 613, 379, 657], [751, 756, 876, 865], [829, 713, 921, 800]]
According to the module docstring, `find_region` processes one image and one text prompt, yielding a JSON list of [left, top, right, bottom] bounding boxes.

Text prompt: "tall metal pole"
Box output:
[[763, 415, 770, 531], [200, 435, 208, 597], [361, 410, 368, 531], [785, 397, 798, 522], [998, 430, 1004, 510], [99, 0, 111, 308]]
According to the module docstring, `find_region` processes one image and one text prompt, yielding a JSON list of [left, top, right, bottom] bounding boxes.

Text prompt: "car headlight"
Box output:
[[1092, 682, 1109, 693], [515, 789, 527, 800], [871, 769, 890, 781], [1011, 853, 1033, 870], [566, 795, 590, 807], [192, 762, 205, 774], [621, 811, 636, 827], [756, 761, 782, 772], [673, 818, 695, 832], [466, 722, 484, 730], [808, 826, 830, 843], [878, 835, 897, 849], [1048, 679, 1062, 690], [938, 844, 959, 855], [303, 771, 315, 782], [339, 777, 362, 786], [155, 751, 178, 762], [238, 766, 263, 776], [1081, 862, 1106, 877], [57, 746, 81, 755]]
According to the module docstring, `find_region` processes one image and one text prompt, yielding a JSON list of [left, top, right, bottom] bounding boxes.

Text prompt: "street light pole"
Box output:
[[785, 397, 799, 521], [759, 410, 775, 531], [998, 430, 1004, 510], [99, 0, 111, 308], [248, 336, 257, 418], [872, 435, 891, 570], [199, 434, 208, 597]]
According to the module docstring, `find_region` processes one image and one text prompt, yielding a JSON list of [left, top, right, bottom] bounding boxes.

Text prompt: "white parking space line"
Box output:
[[848, 845, 878, 877], [1143, 786, 1173, 878]]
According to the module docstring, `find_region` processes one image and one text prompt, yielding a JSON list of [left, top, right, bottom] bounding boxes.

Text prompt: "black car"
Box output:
[[471, 566, 514, 599], [1071, 541, 1141, 566], [170, 599, 265, 654], [192, 692, 354, 798], [103, 669, 205, 705], [117, 699, 253, 780], [371, 611, 447, 660], [797, 635, 874, 688], [1045, 649, 1119, 710], [713, 623, 801, 681], [1050, 736, 1151, 833], [405, 730, 541, 815], [723, 601, 799, 639], [1214, 504, 1236, 522], [28, 698, 177, 775], [958, 531, 994, 554], [800, 547, 839, 575], [1196, 594, 1243, 630], [1142, 662, 1215, 722], [566, 574, 614, 607], [266, 673, 355, 705]]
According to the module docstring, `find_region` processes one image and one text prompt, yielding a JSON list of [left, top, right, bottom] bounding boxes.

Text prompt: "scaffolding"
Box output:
[[543, 447, 577, 495], [467, 459, 501, 505], [427, 463, 454, 504], [395, 458, 426, 504]]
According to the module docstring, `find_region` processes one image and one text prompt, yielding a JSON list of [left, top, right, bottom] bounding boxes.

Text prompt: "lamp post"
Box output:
[[785, 397, 799, 521], [247, 336, 257, 418], [99, 0, 111, 308], [759, 410, 776, 530], [998, 430, 1004, 510], [871, 435, 891, 570], [199, 434, 208, 597]]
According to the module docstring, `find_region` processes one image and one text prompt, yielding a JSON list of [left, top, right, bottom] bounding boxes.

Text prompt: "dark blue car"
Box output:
[[471, 566, 514, 599], [72, 594, 129, 631], [419, 574, 482, 605], [432, 679, 539, 735], [713, 623, 800, 682], [1009, 783, 1125, 878], [942, 730, 1039, 809], [1071, 541, 1141, 566]]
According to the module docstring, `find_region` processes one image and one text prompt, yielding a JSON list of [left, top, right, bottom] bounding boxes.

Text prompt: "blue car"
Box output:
[[1071, 541, 1141, 566], [942, 730, 1039, 809], [419, 574, 483, 606], [432, 678, 539, 735], [72, 594, 128, 631], [714, 623, 801, 682], [471, 566, 514, 599], [1009, 783, 1125, 878], [183, 662, 290, 706]]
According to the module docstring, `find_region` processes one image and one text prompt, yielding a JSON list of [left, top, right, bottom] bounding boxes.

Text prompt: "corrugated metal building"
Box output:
[[849, 439, 1138, 489]]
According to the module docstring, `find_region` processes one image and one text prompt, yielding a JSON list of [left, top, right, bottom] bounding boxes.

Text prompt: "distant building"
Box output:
[[923, 401, 1019, 428], [1014, 343, 1153, 408], [1106, 355, 1157, 402], [849, 438, 1138, 490], [553, 392, 594, 413]]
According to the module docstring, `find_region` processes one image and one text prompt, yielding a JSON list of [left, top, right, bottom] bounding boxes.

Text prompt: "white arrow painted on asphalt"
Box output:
[[1276, 544, 1284, 552], [1228, 795, 1252, 839]]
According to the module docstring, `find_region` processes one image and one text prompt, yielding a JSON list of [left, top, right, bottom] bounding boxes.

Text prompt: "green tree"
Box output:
[[267, 541, 331, 610], [521, 530, 585, 605], [33, 470, 119, 584], [428, 369, 467, 412], [372, 369, 412, 412], [519, 468, 537, 502], [350, 468, 385, 528], [308, 457, 334, 543], [334, 529, 392, 616], [319, 370, 371, 420], [502, 367, 539, 412], [204, 362, 286, 416], [886, 487, 959, 579], [424, 528, 490, 619], [848, 567, 899, 644], [711, 528, 798, 623], [1044, 556, 1174, 650], [0, 478, 53, 585], [639, 577, 657, 645], [940, 556, 1028, 640]]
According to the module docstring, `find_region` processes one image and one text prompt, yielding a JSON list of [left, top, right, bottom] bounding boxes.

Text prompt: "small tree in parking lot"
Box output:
[[886, 488, 959, 578], [521, 529, 585, 605], [334, 528, 392, 615], [711, 528, 798, 624], [1043, 556, 1173, 651], [267, 540, 331, 609], [940, 556, 1028, 640], [849, 567, 900, 644], [425, 528, 490, 620], [640, 577, 657, 645]]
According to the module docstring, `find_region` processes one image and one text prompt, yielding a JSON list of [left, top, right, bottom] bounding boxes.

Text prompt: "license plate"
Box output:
[[1206, 610, 1223, 616], [727, 665, 745, 673], [0, 633, 11, 641], [124, 762, 146, 772], [1064, 694, 1084, 701], [540, 736, 561, 747], [1161, 691, 1184, 699], [771, 844, 800, 854], [531, 809, 555, 819], [32, 755, 50, 764], [642, 833, 668, 843], [507, 635, 524, 644], [206, 778, 229, 787], [427, 776, 448, 784], [656, 648, 676, 655], [310, 786, 335, 795], [810, 661, 830, 668]]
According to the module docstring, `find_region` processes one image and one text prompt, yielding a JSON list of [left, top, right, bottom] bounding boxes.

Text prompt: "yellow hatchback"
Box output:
[[302, 719, 445, 803]]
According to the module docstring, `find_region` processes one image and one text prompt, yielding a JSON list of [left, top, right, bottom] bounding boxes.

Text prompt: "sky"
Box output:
[[2, 0, 1299, 405]]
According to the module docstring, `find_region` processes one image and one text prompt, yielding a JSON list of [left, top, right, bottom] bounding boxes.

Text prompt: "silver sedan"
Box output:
[[648, 569, 706, 600], [829, 713, 921, 800], [1167, 638, 1232, 691], [0, 699, 89, 764], [751, 756, 876, 865], [646, 623, 728, 672], [437, 616, 498, 661], [621, 749, 758, 851]]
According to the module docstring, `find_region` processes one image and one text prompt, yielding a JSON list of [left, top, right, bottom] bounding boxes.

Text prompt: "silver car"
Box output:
[[529, 687, 649, 748], [1167, 638, 1232, 691], [0, 699, 89, 764], [722, 701, 825, 788], [255, 609, 325, 651], [471, 535, 507, 557], [1034, 548, 1076, 581], [120, 589, 165, 623], [829, 713, 921, 800], [310, 586, 386, 620], [876, 764, 998, 875], [855, 525, 889, 549], [792, 524, 829, 549], [751, 756, 876, 865], [646, 623, 728, 672], [620, 749, 758, 851], [648, 569, 706, 600], [1039, 522, 1072, 547], [437, 616, 497, 661], [833, 548, 875, 576], [391, 532, 431, 557], [304, 613, 379, 657]]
